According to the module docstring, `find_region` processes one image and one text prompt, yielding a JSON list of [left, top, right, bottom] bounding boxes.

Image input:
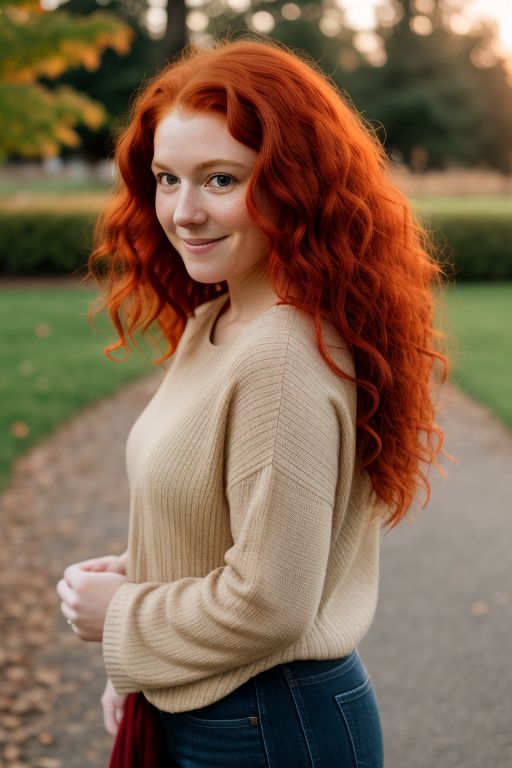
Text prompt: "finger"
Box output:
[[63, 564, 84, 587], [77, 556, 114, 572], [105, 561, 126, 575], [60, 601, 78, 624], [103, 700, 119, 736], [81, 561, 110, 572], [56, 579, 77, 606], [115, 704, 125, 725]]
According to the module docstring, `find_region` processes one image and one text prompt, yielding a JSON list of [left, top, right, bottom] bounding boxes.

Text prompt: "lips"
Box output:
[[181, 237, 226, 245]]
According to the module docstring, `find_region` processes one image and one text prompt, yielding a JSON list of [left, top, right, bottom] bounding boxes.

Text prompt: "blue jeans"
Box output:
[[157, 649, 383, 767]]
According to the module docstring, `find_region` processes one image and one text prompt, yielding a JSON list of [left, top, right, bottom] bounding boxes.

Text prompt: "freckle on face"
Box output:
[[153, 108, 271, 285]]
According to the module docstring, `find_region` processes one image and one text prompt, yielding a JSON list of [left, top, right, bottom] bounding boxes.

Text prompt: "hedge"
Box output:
[[0, 212, 96, 277], [1, 210, 511, 280], [423, 214, 512, 281]]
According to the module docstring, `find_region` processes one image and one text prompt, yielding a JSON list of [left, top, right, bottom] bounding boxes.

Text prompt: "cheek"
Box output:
[[216, 198, 248, 229], [221, 199, 265, 240], [155, 195, 174, 230]]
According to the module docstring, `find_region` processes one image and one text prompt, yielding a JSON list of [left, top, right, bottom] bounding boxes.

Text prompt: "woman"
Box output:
[[57, 38, 450, 767]]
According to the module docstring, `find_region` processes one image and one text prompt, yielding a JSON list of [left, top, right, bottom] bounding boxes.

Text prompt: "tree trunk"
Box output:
[[160, 0, 187, 66]]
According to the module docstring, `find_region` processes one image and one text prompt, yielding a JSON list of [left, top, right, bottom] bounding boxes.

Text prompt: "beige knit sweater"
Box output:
[[102, 293, 383, 714]]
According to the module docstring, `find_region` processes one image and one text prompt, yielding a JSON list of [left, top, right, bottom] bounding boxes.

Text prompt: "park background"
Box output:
[[0, 0, 511, 766]]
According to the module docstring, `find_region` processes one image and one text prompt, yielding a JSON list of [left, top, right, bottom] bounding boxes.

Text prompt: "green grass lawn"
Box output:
[[0, 286, 158, 491], [0, 282, 511, 493], [440, 282, 512, 427]]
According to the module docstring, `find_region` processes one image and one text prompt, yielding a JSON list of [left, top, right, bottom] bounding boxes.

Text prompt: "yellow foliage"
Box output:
[[89, 24, 134, 56], [40, 57, 68, 78], [8, 0, 43, 12], [5, 6, 31, 23], [3, 66, 33, 84], [110, 26, 134, 55], [80, 48, 101, 71], [53, 124, 81, 147], [58, 38, 112, 73], [0, 2, 135, 159], [81, 102, 105, 130]]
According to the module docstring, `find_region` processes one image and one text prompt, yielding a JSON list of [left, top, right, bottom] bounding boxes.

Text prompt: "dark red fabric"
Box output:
[[108, 691, 165, 767]]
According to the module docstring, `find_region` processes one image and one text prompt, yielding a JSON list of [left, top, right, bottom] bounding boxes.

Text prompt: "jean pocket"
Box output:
[[176, 681, 260, 729], [335, 677, 384, 767]]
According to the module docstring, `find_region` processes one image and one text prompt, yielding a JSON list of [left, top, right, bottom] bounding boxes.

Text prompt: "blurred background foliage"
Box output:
[[2, 0, 512, 168], [198, 0, 512, 172], [1, 0, 511, 281], [0, 0, 135, 159]]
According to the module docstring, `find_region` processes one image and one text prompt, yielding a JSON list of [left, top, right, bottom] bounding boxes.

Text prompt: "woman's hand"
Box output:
[[56, 564, 128, 641], [101, 677, 127, 736], [68, 552, 128, 575]]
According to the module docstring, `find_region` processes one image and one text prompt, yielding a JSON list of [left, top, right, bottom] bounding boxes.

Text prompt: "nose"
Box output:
[[172, 183, 207, 228]]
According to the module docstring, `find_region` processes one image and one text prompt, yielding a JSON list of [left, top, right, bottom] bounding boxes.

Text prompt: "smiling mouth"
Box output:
[[181, 237, 227, 245]]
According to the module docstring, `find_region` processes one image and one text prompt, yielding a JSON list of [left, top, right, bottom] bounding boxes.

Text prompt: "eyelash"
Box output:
[[155, 172, 235, 189]]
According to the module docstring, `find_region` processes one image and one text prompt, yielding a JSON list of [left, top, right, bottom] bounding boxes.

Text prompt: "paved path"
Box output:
[[1, 375, 510, 767], [360, 384, 512, 768]]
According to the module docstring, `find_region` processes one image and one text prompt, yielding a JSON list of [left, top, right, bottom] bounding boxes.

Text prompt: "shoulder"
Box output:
[[224, 306, 357, 496], [232, 303, 356, 395]]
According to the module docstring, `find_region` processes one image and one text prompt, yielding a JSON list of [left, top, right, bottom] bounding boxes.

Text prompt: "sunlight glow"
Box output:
[[468, 0, 512, 50], [226, 0, 251, 12], [336, 0, 512, 58], [249, 10, 275, 34], [186, 10, 209, 32], [145, 6, 166, 37], [281, 3, 301, 22], [448, 14, 473, 36], [339, 0, 380, 31], [413, 0, 435, 13], [353, 31, 381, 54], [410, 14, 433, 36], [319, 11, 343, 38]]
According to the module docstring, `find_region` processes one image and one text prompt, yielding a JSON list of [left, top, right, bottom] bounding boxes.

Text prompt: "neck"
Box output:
[[221, 276, 282, 323]]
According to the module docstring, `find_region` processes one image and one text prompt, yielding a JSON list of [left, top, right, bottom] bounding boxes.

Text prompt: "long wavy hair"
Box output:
[[87, 37, 452, 528]]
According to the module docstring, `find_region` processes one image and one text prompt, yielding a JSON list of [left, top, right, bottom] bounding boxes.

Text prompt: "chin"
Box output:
[[184, 265, 228, 285]]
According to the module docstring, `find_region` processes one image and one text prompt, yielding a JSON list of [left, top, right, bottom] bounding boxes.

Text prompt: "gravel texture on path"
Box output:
[[1, 373, 161, 768], [1, 375, 510, 767]]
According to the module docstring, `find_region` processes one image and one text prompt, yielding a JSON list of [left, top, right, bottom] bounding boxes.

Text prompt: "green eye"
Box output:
[[155, 172, 234, 188], [210, 174, 234, 188], [157, 173, 178, 186]]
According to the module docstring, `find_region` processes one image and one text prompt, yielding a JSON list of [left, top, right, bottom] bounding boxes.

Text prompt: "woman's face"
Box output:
[[152, 108, 271, 286]]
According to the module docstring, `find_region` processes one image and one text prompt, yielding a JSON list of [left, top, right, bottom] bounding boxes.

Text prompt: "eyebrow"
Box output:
[[151, 159, 248, 172]]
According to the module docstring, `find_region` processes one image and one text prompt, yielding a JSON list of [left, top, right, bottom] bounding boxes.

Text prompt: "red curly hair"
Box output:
[[87, 37, 452, 528]]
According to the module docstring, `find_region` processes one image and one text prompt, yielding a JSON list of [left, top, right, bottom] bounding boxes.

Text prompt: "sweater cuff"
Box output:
[[102, 582, 141, 694]]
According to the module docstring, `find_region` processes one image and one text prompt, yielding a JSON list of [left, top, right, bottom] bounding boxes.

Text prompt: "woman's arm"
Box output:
[[102, 341, 353, 694], [104, 471, 336, 692]]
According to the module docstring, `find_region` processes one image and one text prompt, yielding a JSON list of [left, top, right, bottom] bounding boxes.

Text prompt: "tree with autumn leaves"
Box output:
[[0, 0, 134, 160]]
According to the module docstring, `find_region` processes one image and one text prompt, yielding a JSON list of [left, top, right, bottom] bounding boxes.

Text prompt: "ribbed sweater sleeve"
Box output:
[[102, 324, 353, 694]]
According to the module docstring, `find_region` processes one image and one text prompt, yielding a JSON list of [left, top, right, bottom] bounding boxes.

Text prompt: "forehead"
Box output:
[[152, 108, 256, 167]]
